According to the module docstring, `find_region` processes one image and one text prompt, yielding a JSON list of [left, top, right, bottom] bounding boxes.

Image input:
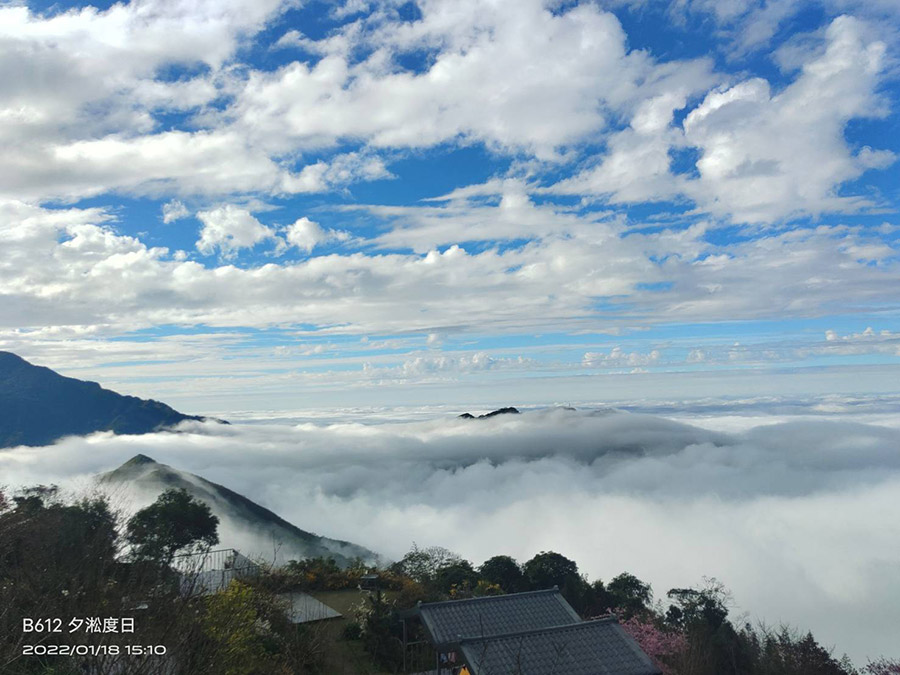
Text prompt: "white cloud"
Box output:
[[0, 0, 287, 200], [161, 199, 190, 224], [362, 351, 535, 379], [332, 0, 370, 20], [281, 152, 395, 193], [546, 88, 695, 203], [226, 0, 713, 159], [1, 408, 898, 662], [0, 0, 888, 227], [284, 217, 326, 253], [5, 0, 709, 200], [630, 326, 900, 369], [1, 200, 898, 340], [284, 216, 349, 253], [550, 15, 892, 224], [17, 130, 307, 200], [583, 346, 661, 368], [811, 327, 900, 357], [358, 181, 595, 253], [857, 145, 897, 170], [659, 0, 900, 56], [196, 205, 277, 258], [15, 0, 675, 199], [683, 16, 887, 222]]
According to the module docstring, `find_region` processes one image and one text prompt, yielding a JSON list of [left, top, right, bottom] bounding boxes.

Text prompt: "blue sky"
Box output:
[[1, 0, 899, 412]]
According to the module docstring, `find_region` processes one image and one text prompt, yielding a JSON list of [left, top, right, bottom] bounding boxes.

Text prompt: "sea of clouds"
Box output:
[[1, 400, 899, 663]]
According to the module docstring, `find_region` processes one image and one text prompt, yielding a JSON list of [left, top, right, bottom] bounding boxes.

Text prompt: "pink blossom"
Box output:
[[865, 658, 900, 675], [619, 615, 686, 675]]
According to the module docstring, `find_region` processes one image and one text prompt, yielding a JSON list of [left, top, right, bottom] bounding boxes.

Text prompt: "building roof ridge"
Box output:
[[454, 616, 618, 644], [416, 587, 561, 610]]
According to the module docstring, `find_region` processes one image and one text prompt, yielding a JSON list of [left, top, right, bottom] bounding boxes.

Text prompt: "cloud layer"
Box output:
[[2, 406, 898, 662]]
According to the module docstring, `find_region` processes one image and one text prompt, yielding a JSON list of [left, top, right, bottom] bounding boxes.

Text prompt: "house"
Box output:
[[456, 617, 661, 675], [400, 589, 660, 675], [174, 548, 343, 625], [174, 548, 260, 596]]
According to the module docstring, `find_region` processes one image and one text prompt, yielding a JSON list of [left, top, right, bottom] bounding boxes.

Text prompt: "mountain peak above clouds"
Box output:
[[458, 406, 521, 419], [0, 351, 220, 448], [99, 454, 379, 567]]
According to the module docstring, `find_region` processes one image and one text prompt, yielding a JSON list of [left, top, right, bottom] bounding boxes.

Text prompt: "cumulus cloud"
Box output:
[[282, 152, 395, 193], [1, 407, 898, 662], [360, 179, 601, 252], [545, 91, 692, 204], [0, 0, 891, 229], [161, 200, 190, 224], [363, 351, 535, 379], [284, 217, 349, 253], [0, 2, 898, 437], [196, 205, 277, 258], [683, 16, 887, 222], [658, 0, 900, 55], [1, 200, 898, 343], [0, 0, 712, 200], [232, 1, 622, 156], [687, 348, 706, 363], [856, 146, 897, 170], [551, 15, 892, 224], [22, 130, 310, 200], [583, 346, 661, 368], [811, 327, 900, 357], [0, 0, 287, 200]]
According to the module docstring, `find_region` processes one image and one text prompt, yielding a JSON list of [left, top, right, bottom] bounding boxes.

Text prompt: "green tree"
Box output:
[[197, 581, 281, 675], [523, 551, 579, 590], [522, 551, 591, 612], [390, 544, 463, 586], [739, 625, 854, 675], [583, 579, 615, 617], [665, 579, 728, 630], [126, 488, 219, 563], [0, 489, 118, 603], [354, 585, 403, 670], [665, 579, 752, 675], [479, 555, 525, 593], [435, 559, 479, 596], [608, 572, 653, 618], [0, 490, 122, 673]]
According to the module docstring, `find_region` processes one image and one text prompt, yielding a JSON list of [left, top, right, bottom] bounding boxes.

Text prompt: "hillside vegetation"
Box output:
[[0, 486, 896, 675]]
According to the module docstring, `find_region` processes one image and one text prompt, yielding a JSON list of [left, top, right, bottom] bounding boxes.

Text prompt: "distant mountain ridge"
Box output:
[[458, 407, 520, 419], [0, 351, 214, 448], [99, 454, 379, 567]]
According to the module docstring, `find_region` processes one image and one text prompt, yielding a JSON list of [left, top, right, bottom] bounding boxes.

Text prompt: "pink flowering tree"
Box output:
[[619, 614, 687, 675], [865, 658, 900, 674]]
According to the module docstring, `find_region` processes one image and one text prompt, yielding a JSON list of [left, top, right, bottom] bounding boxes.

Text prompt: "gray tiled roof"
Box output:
[[278, 592, 342, 624], [457, 618, 662, 675], [414, 589, 581, 648]]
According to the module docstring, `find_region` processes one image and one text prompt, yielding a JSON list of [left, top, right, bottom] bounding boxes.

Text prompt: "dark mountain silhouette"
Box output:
[[458, 406, 520, 419], [0, 351, 215, 448], [100, 454, 379, 567]]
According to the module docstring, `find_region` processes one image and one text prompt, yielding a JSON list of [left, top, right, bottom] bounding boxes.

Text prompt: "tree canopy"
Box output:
[[125, 487, 219, 562], [479, 555, 526, 593]]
